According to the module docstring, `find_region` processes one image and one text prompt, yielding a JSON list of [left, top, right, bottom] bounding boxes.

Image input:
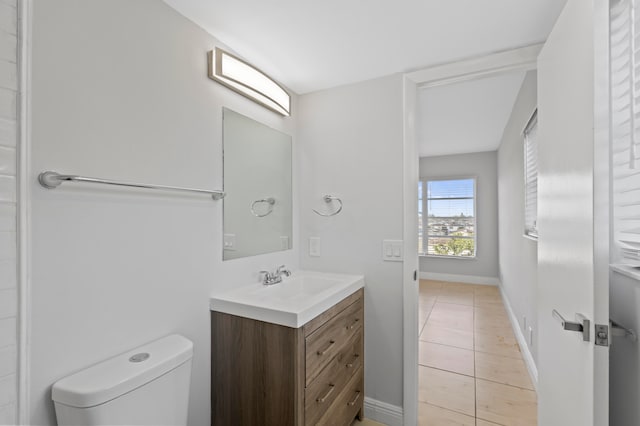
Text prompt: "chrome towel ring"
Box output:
[[312, 195, 343, 217], [251, 197, 276, 217]]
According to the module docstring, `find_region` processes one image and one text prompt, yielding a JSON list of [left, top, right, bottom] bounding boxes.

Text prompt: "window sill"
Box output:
[[420, 254, 477, 261], [611, 263, 640, 282]]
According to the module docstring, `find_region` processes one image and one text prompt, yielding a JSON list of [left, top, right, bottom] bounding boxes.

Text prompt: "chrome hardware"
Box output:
[[316, 384, 335, 403], [276, 265, 291, 277], [312, 195, 343, 217], [611, 319, 637, 342], [250, 197, 275, 217], [129, 352, 150, 363], [38, 171, 225, 200], [595, 324, 609, 346], [259, 265, 291, 285], [552, 309, 590, 342], [347, 391, 361, 406], [317, 340, 336, 356]]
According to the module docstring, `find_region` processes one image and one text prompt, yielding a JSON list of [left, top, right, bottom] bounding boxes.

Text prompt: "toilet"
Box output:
[[52, 334, 193, 426]]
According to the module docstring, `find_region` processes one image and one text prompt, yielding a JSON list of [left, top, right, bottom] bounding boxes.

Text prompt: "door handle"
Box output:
[[552, 310, 590, 341]]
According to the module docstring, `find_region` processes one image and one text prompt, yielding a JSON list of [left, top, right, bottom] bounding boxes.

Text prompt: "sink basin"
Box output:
[[210, 270, 365, 327]]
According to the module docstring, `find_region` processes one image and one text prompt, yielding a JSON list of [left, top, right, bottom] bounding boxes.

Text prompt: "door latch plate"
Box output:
[[595, 324, 609, 346]]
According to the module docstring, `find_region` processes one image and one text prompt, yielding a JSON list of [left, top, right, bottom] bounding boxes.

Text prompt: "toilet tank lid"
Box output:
[[51, 334, 193, 408]]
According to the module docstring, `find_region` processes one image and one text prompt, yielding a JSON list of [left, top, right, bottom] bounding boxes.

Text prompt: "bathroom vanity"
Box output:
[[210, 271, 365, 426]]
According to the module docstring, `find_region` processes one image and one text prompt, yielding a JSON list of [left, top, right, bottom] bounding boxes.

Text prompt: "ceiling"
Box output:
[[163, 0, 566, 95], [417, 71, 527, 158]]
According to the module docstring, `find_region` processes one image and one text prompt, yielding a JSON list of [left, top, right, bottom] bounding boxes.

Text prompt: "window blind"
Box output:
[[524, 110, 538, 238], [611, 0, 640, 265]]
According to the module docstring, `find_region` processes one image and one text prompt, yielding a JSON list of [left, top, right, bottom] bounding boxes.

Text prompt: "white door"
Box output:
[[537, 0, 609, 425]]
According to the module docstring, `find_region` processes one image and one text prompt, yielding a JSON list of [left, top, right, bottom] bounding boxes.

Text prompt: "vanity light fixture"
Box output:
[[207, 47, 291, 116]]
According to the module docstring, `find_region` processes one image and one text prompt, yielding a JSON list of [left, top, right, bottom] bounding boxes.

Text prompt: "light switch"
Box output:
[[224, 234, 236, 251], [382, 240, 403, 261], [309, 237, 321, 257]]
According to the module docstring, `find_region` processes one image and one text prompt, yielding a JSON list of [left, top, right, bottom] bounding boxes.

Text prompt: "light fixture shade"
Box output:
[[208, 48, 291, 116]]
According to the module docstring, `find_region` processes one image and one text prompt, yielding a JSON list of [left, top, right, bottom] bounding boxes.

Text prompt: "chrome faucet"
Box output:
[[259, 265, 292, 286]]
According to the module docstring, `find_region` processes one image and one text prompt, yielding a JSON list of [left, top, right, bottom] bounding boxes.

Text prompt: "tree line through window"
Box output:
[[419, 178, 476, 258]]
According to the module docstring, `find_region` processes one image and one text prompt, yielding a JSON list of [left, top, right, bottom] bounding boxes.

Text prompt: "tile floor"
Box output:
[[418, 280, 537, 426], [353, 419, 386, 426]]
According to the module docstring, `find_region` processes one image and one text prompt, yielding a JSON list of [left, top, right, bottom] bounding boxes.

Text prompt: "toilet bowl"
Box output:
[[52, 334, 193, 426]]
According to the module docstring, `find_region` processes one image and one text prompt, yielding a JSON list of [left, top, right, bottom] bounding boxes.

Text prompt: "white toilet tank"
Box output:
[[52, 334, 193, 426]]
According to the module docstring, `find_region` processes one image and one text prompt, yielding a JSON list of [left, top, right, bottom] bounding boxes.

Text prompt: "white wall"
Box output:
[[496, 71, 538, 362], [29, 1, 298, 424], [298, 74, 405, 409], [0, 0, 18, 424], [419, 152, 499, 280]]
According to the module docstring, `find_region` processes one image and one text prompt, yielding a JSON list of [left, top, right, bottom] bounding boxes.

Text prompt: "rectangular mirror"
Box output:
[[222, 108, 293, 260]]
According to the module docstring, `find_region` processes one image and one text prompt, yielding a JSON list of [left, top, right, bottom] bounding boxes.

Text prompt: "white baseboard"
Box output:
[[363, 397, 403, 426], [498, 284, 539, 390], [419, 271, 500, 286]]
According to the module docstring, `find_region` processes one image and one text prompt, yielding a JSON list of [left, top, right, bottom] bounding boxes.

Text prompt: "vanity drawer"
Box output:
[[305, 297, 363, 385], [315, 367, 363, 426], [304, 336, 362, 426]]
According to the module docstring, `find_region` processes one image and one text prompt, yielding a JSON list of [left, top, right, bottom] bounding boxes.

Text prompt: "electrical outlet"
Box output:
[[224, 234, 236, 251], [309, 237, 321, 257], [280, 236, 289, 250]]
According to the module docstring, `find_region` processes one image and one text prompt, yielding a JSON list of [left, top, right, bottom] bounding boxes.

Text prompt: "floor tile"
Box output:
[[474, 329, 521, 359], [419, 366, 475, 417], [418, 402, 475, 426], [352, 418, 386, 426], [474, 305, 508, 318], [421, 295, 438, 306], [420, 281, 443, 298], [428, 303, 474, 332], [442, 282, 478, 291], [420, 323, 474, 350], [475, 352, 534, 390], [474, 291, 504, 308], [474, 309, 513, 335], [420, 301, 435, 321], [421, 280, 443, 290], [476, 379, 537, 426], [475, 420, 502, 426], [438, 290, 474, 306], [473, 285, 500, 294], [419, 341, 474, 376]]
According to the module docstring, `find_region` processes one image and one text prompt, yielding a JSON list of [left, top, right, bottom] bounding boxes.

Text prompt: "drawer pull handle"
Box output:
[[346, 318, 360, 330], [317, 340, 336, 356], [347, 391, 361, 406], [346, 354, 360, 368], [316, 384, 335, 403]]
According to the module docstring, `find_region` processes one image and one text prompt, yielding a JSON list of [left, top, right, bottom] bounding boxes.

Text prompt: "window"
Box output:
[[418, 178, 476, 258], [611, 0, 640, 268], [523, 110, 538, 239]]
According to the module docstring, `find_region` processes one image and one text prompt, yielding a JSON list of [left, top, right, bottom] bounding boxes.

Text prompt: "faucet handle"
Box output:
[[276, 265, 292, 277]]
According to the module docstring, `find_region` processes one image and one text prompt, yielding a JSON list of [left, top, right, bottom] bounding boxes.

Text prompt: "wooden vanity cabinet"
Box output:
[[211, 288, 364, 426]]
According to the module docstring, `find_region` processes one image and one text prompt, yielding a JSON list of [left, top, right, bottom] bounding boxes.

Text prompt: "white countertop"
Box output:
[[210, 270, 365, 328]]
